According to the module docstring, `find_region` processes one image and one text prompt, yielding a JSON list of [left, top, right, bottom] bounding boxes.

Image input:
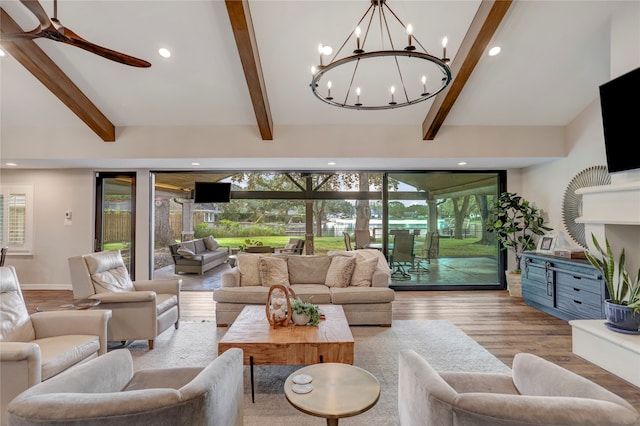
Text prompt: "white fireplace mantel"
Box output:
[[575, 182, 640, 225]]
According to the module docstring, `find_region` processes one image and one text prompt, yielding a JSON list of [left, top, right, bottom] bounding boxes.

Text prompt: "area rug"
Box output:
[[127, 320, 510, 425]]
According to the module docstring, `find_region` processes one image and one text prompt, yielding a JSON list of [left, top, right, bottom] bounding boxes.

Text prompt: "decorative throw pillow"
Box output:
[[350, 257, 378, 287], [325, 255, 356, 288], [259, 256, 290, 287], [204, 235, 220, 251], [288, 256, 332, 284], [237, 253, 263, 286], [177, 246, 197, 259]]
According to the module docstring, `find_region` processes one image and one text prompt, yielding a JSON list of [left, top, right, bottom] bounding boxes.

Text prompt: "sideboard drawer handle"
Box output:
[[574, 300, 583, 304]]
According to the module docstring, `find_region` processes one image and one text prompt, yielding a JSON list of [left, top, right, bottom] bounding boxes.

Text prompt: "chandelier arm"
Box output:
[[382, 1, 430, 54], [381, 4, 408, 102], [358, 6, 376, 53], [343, 58, 362, 106], [328, 3, 374, 62], [380, 2, 393, 51]]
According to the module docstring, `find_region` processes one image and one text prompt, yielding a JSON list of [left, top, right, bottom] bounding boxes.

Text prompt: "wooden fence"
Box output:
[[103, 212, 131, 243]]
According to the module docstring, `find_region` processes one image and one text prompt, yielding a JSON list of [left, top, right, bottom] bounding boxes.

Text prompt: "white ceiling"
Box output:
[[0, 0, 620, 169]]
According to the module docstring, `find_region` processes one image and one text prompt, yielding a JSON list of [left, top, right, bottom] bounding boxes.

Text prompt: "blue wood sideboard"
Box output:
[[521, 252, 607, 321]]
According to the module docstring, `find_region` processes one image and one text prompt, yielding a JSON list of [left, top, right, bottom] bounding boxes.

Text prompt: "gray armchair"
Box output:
[[398, 349, 640, 426], [7, 348, 244, 426], [0, 266, 111, 426], [68, 250, 181, 350]]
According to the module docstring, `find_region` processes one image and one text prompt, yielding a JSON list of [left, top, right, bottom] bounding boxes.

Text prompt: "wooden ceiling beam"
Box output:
[[422, 0, 513, 140], [0, 8, 116, 142], [225, 0, 273, 141]]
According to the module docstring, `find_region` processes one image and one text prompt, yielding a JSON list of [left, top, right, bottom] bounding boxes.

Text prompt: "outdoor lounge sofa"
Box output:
[[213, 249, 394, 326], [169, 236, 229, 275]]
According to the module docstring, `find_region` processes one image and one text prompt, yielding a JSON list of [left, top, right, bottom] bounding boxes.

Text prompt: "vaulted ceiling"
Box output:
[[0, 0, 618, 166]]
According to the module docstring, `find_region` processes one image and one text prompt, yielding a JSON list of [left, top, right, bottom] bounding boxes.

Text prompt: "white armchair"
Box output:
[[0, 266, 111, 426], [68, 250, 181, 350], [8, 348, 244, 426]]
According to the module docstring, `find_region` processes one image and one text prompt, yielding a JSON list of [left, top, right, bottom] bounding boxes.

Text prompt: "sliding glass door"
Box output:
[[386, 172, 504, 290], [95, 172, 136, 279]]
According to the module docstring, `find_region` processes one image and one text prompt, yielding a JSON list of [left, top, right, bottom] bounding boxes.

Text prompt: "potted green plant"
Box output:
[[486, 192, 552, 296], [585, 234, 640, 332], [289, 298, 320, 326]]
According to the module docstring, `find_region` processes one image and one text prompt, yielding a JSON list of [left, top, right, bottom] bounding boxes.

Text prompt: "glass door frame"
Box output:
[[95, 171, 136, 280]]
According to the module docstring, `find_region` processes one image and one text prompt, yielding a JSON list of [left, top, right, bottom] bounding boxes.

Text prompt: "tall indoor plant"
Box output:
[[486, 192, 552, 296], [585, 234, 640, 332]]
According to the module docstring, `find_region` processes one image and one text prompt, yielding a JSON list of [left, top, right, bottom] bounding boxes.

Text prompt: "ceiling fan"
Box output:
[[0, 0, 151, 67]]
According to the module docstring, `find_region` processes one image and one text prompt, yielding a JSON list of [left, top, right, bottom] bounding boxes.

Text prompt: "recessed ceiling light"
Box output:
[[0, 49, 6, 57], [327, 161, 336, 166], [158, 48, 171, 58], [457, 161, 467, 166], [191, 162, 200, 166], [488, 46, 501, 56], [5, 162, 17, 166]]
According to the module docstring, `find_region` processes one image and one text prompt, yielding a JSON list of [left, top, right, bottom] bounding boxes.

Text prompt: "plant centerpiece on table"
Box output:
[[585, 234, 640, 333], [289, 297, 320, 326], [486, 192, 552, 297]]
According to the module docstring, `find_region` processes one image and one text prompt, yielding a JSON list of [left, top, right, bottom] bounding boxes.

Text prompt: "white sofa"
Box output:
[[213, 249, 394, 326]]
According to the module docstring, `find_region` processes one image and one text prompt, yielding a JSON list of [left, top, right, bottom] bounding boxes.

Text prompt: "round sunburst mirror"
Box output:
[[562, 165, 610, 248]]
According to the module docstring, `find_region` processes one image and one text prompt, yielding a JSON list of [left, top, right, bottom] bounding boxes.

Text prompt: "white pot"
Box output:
[[292, 312, 311, 326], [505, 271, 522, 298]]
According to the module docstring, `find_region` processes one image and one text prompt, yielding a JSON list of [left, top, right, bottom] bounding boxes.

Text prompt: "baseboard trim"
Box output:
[[20, 283, 73, 291]]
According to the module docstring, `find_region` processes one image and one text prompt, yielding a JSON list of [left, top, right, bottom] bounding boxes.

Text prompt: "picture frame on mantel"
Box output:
[[536, 232, 558, 254]]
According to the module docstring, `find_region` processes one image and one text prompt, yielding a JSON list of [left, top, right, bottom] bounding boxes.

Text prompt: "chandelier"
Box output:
[[310, 0, 452, 110]]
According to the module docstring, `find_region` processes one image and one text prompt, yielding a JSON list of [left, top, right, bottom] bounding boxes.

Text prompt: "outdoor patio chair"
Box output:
[[343, 232, 354, 251], [390, 233, 415, 280], [411, 231, 439, 274], [354, 230, 373, 249], [274, 238, 305, 255]]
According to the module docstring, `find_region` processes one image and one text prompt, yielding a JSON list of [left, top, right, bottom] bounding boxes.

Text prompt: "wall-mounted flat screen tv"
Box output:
[[599, 66, 640, 174], [194, 182, 231, 203]]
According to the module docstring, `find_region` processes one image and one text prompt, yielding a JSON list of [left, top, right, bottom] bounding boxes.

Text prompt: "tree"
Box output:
[[451, 196, 471, 239], [154, 198, 175, 247]]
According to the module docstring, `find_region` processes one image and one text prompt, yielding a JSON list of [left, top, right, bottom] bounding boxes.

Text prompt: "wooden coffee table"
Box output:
[[217, 304, 354, 402]]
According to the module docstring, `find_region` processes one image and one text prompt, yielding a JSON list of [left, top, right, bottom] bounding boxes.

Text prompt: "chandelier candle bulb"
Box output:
[[389, 86, 396, 105], [355, 26, 363, 53], [355, 87, 362, 106], [406, 24, 415, 50], [421, 75, 428, 96], [442, 37, 448, 61], [327, 81, 333, 100]]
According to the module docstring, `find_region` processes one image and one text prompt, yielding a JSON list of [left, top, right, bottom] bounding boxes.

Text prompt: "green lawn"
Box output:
[[214, 236, 497, 258]]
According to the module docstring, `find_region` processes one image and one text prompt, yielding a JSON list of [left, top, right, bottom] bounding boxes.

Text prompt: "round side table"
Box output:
[[284, 363, 380, 426]]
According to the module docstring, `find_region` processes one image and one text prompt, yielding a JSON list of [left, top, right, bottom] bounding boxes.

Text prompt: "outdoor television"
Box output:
[[599, 66, 640, 174], [193, 182, 231, 203]]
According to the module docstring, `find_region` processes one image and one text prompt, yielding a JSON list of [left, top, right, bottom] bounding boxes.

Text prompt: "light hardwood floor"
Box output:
[[22, 289, 640, 410]]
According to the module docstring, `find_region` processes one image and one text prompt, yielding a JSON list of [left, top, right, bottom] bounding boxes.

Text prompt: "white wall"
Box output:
[[521, 1, 640, 274], [0, 169, 94, 288]]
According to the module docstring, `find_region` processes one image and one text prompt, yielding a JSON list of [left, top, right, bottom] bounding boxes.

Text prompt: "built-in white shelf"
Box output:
[[570, 319, 640, 387], [574, 183, 640, 226]]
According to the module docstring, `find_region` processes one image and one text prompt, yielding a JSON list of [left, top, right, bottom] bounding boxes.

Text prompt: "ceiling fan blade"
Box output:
[[61, 26, 151, 68], [19, 0, 53, 28], [0, 32, 40, 42]]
